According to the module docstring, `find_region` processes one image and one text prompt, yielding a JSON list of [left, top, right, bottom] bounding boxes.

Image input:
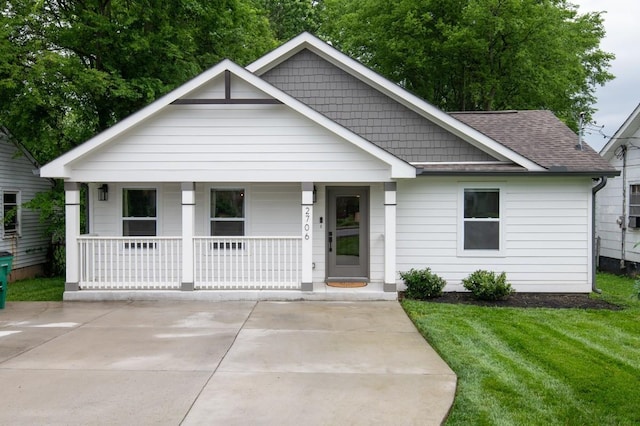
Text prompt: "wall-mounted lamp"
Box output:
[[313, 185, 317, 203], [98, 184, 109, 201]]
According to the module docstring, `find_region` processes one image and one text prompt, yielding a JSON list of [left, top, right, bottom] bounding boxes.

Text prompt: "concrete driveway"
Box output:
[[0, 301, 456, 425]]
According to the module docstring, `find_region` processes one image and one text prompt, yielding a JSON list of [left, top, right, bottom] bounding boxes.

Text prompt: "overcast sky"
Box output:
[[570, 0, 640, 152]]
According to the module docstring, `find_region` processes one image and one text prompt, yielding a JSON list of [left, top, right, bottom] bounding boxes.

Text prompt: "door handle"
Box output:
[[328, 231, 333, 252]]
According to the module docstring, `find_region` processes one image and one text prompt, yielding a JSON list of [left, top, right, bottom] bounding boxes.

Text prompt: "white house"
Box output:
[[597, 103, 640, 274], [40, 33, 617, 299], [1, 129, 53, 281]]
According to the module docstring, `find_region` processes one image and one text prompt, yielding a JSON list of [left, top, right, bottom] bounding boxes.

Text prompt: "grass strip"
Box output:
[[402, 273, 640, 425], [5, 277, 65, 301]]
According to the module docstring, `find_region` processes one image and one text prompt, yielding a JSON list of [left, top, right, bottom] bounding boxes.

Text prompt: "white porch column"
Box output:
[[384, 182, 397, 292], [64, 182, 81, 291], [181, 182, 196, 291], [301, 182, 314, 291]]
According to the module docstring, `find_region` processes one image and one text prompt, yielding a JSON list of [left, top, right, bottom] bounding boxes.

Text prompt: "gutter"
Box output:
[[592, 176, 608, 294], [416, 170, 620, 177]]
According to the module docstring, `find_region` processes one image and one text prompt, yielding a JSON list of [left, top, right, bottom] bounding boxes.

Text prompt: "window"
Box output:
[[463, 188, 500, 250], [210, 189, 245, 236], [2, 190, 20, 237], [630, 185, 640, 216], [122, 189, 157, 236]]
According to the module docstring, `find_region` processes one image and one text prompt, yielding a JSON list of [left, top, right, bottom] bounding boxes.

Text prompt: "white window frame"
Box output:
[[1, 189, 21, 238], [121, 187, 158, 237], [629, 184, 640, 230], [209, 187, 247, 237], [457, 183, 504, 257]]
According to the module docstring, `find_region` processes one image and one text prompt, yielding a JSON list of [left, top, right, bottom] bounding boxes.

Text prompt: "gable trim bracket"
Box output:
[[171, 70, 284, 105]]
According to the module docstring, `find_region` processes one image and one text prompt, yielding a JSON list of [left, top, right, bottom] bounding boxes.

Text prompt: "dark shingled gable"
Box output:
[[450, 110, 616, 173]]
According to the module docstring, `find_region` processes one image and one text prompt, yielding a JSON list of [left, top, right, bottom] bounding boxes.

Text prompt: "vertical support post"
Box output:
[[181, 182, 196, 291], [301, 182, 314, 291], [65, 182, 81, 291], [384, 182, 397, 292]]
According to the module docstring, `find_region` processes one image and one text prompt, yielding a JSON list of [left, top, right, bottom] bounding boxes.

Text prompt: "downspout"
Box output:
[[592, 176, 608, 293]]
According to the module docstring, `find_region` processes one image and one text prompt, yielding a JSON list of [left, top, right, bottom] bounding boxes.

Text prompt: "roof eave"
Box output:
[[417, 170, 620, 177], [600, 102, 640, 159]]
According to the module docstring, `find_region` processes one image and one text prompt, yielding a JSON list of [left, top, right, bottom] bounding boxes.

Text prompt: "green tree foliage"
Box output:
[[320, 0, 614, 128], [257, 0, 323, 41], [1, 0, 276, 164], [1, 0, 276, 275]]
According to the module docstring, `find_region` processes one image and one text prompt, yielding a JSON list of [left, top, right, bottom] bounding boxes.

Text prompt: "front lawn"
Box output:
[[5, 276, 65, 301], [402, 273, 640, 425]]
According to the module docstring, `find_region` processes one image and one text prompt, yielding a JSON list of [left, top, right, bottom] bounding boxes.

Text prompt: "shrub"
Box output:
[[462, 270, 514, 301], [399, 267, 447, 299]]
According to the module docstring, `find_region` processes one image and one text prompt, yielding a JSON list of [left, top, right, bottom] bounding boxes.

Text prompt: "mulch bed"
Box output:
[[400, 292, 622, 310]]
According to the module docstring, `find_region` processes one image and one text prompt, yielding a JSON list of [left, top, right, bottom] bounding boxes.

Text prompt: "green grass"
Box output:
[[5, 276, 65, 301], [402, 272, 640, 425]]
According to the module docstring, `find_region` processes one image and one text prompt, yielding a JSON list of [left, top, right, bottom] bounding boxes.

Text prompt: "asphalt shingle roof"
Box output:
[[450, 110, 616, 173]]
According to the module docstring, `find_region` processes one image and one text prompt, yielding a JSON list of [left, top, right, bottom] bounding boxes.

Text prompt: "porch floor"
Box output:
[[64, 282, 397, 302]]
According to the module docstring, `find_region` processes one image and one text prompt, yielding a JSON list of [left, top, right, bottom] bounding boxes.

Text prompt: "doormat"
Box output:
[[326, 282, 368, 288]]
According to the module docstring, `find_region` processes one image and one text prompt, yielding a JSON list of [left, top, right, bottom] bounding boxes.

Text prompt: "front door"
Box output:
[[326, 187, 369, 280]]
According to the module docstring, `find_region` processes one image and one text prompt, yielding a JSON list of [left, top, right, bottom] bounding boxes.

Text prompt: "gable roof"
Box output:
[[600, 103, 640, 160], [40, 59, 415, 179], [248, 33, 545, 172], [1, 127, 42, 171], [450, 111, 617, 174]]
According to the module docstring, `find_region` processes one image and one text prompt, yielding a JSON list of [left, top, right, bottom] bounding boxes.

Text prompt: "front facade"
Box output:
[[40, 33, 616, 298], [1, 130, 53, 281], [597, 103, 640, 274]]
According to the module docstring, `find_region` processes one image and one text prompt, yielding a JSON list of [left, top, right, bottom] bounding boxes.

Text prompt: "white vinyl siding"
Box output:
[[397, 177, 592, 293], [0, 137, 52, 271], [596, 137, 640, 264], [67, 103, 392, 183]]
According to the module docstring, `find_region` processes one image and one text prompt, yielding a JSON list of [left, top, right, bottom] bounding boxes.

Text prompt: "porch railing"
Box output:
[[194, 237, 302, 289], [77, 236, 302, 290], [78, 236, 182, 289]]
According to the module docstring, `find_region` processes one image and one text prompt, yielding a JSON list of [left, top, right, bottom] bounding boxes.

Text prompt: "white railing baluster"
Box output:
[[77, 236, 302, 291], [192, 237, 302, 289]]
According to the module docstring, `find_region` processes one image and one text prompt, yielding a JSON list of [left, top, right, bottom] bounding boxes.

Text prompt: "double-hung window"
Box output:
[[122, 189, 157, 236], [629, 185, 640, 228], [462, 188, 501, 251], [2, 190, 20, 238], [210, 189, 245, 236]]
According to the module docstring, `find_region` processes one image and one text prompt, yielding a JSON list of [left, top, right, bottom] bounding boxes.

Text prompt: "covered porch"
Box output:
[[63, 181, 400, 298]]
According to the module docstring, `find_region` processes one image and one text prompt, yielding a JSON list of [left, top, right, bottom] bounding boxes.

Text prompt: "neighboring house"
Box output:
[[1, 128, 53, 281], [40, 33, 617, 299], [597, 103, 640, 274]]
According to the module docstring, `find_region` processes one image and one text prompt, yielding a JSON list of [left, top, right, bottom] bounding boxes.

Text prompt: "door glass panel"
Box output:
[[336, 195, 360, 265]]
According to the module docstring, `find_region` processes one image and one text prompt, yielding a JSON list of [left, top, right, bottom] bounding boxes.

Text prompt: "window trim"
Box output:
[[209, 187, 247, 238], [457, 183, 504, 257], [1, 189, 21, 239], [629, 183, 640, 230], [121, 187, 159, 237]]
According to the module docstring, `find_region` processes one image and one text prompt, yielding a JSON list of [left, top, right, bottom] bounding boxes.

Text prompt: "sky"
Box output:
[[570, 1, 640, 152]]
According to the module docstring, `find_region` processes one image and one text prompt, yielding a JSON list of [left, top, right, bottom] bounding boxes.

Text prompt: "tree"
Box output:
[[320, 0, 614, 128], [1, 0, 277, 275], [257, 0, 323, 41], [0, 0, 276, 164]]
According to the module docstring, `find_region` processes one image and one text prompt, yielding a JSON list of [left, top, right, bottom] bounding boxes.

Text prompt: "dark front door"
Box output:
[[326, 187, 369, 280]]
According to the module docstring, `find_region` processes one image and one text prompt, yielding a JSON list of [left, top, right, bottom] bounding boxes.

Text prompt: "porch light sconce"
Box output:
[[98, 184, 109, 201], [313, 185, 317, 203]]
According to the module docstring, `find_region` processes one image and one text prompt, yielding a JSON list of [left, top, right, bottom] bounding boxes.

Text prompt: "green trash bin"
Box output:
[[0, 251, 13, 309]]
